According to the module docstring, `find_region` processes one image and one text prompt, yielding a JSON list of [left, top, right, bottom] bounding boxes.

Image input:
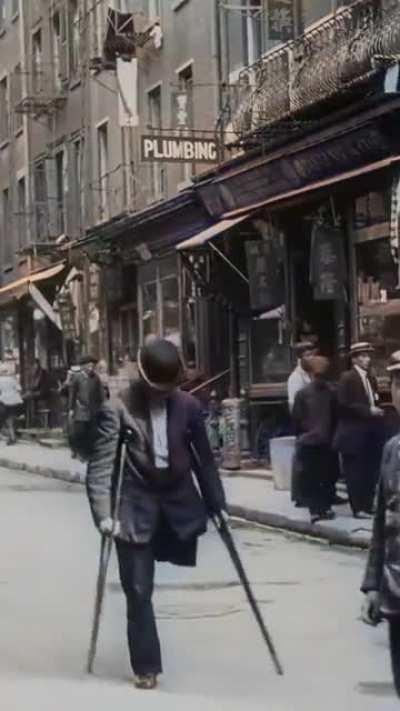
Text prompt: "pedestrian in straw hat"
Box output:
[[86, 337, 226, 690], [333, 342, 384, 518], [361, 350, 400, 697]]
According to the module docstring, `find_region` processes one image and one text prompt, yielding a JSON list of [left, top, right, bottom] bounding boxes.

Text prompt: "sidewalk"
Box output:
[[0, 441, 372, 549]]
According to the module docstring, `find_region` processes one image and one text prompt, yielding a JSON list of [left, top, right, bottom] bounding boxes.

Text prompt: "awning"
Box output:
[[176, 214, 251, 251], [0, 262, 67, 306], [222, 156, 400, 219]]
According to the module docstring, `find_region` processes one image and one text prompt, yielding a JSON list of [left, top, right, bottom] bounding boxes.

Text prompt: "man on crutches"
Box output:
[[86, 337, 283, 689]]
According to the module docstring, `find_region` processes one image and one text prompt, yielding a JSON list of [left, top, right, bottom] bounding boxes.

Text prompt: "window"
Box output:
[[52, 8, 67, 89], [73, 137, 85, 232], [12, 64, 22, 132], [139, 258, 180, 345], [55, 150, 65, 235], [301, 0, 335, 32], [34, 160, 48, 240], [178, 64, 194, 182], [32, 29, 43, 95], [0, 75, 9, 143], [147, 85, 164, 199], [226, 0, 262, 73], [69, 0, 80, 76], [97, 122, 109, 220], [3, 188, 13, 266], [17, 176, 27, 250], [11, 0, 18, 17], [0, 1, 5, 31], [147, 0, 160, 20]]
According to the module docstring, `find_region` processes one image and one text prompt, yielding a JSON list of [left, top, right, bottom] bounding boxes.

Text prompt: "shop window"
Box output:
[[139, 258, 181, 346], [161, 275, 180, 346], [356, 234, 400, 383], [142, 280, 159, 338], [250, 319, 292, 384], [354, 190, 390, 228]]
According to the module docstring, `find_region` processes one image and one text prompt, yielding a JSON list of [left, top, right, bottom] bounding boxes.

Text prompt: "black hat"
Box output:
[[138, 338, 182, 391], [79, 354, 98, 366]]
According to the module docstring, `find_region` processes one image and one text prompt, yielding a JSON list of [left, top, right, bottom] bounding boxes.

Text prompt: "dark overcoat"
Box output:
[[69, 371, 104, 422], [362, 434, 400, 616], [333, 368, 379, 454], [86, 381, 226, 566]]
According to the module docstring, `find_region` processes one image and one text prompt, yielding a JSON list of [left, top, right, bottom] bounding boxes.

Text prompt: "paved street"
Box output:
[[0, 466, 398, 711]]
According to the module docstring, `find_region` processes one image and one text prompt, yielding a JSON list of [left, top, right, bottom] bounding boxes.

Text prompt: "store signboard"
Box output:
[[309, 225, 345, 300], [141, 134, 219, 164], [245, 240, 284, 311]]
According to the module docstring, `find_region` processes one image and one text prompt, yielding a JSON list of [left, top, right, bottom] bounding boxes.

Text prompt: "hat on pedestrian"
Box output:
[[78, 354, 98, 366], [349, 341, 374, 357], [138, 337, 182, 392], [387, 350, 400, 372]]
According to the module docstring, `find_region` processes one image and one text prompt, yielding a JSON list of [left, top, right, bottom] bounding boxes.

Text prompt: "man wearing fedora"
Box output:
[[361, 350, 400, 697], [334, 341, 384, 518], [86, 337, 226, 690], [68, 354, 104, 460]]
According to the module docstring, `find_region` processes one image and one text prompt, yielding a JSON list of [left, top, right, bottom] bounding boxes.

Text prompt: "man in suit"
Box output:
[[361, 350, 400, 698], [68, 354, 105, 459], [86, 338, 226, 690], [334, 342, 384, 518], [292, 356, 340, 523]]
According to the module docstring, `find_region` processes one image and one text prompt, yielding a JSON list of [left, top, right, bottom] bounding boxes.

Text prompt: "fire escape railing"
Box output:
[[229, 0, 400, 141]]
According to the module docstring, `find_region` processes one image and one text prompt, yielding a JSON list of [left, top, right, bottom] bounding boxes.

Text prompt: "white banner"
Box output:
[[117, 57, 139, 127]]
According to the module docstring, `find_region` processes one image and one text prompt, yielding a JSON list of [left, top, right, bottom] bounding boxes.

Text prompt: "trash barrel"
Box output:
[[269, 436, 296, 491]]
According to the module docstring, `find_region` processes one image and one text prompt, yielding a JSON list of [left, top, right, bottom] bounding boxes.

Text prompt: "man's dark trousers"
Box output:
[[389, 619, 400, 697], [115, 540, 162, 676]]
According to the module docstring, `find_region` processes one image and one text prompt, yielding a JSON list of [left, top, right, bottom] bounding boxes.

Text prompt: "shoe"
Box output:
[[134, 674, 158, 690], [320, 509, 336, 521], [6, 439, 16, 446], [353, 511, 373, 519], [294, 501, 307, 508], [311, 510, 336, 524]]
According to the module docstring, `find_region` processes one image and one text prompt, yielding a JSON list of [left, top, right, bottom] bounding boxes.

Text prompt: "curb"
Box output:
[[0, 455, 371, 550], [227, 504, 371, 550], [0, 456, 86, 485]]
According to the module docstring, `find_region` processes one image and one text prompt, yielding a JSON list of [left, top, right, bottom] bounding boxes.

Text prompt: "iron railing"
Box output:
[[229, 0, 400, 140]]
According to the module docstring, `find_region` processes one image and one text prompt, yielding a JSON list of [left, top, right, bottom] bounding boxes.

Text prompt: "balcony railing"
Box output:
[[14, 65, 67, 116], [229, 0, 400, 141]]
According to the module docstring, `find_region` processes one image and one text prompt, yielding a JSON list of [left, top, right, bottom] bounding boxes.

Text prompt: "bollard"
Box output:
[[221, 398, 242, 470], [206, 390, 221, 455]]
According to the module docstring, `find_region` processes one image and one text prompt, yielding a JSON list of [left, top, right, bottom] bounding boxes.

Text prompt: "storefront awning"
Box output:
[[222, 156, 400, 219], [176, 214, 251, 251], [0, 262, 67, 306]]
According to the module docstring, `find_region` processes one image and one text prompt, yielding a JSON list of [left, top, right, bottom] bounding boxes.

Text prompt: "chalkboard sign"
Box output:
[[245, 239, 284, 312], [309, 225, 346, 301]]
